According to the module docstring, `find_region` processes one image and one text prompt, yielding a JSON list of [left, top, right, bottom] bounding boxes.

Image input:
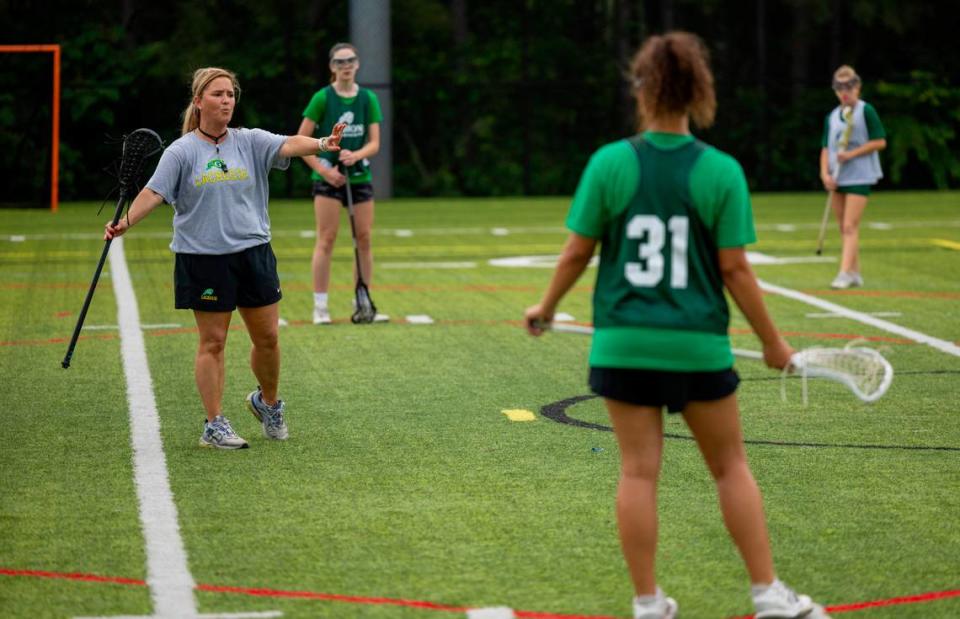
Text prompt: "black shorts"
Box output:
[[174, 243, 282, 312], [589, 366, 740, 413], [312, 181, 375, 206]]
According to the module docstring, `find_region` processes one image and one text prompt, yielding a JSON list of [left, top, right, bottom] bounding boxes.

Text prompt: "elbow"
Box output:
[[876, 139, 887, 151]]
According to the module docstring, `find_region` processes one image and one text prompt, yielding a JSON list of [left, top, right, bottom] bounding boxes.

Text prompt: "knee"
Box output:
[[704, 454, 750, 483], [839, 222, 859, 236], [251, 330, 279, 351], [198, 336, 226, 357], [620, 459, 660, 483], [315, 231, 338, 254], [355, 230, 372, 252]]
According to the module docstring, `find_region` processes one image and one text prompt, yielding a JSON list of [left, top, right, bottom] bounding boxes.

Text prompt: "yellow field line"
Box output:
[[932, 238, 960, 251]]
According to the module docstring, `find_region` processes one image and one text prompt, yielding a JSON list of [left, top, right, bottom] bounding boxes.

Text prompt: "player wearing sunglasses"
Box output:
[[297, 43, 387, 324], [820, 65, 887, 289]]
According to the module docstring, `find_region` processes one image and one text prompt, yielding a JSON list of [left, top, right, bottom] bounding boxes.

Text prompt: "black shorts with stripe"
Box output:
[[589, 366, 740, 413], [174, 242, 282, 312]]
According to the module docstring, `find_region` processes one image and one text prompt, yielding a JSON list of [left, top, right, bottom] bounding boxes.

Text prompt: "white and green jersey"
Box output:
[[567, 131, 756, 371], [821, 100, 885, 185]]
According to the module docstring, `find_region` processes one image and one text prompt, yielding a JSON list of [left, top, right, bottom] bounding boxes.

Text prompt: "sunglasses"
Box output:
[[832, 78, 860, 92], [332, 56, 358, 67]]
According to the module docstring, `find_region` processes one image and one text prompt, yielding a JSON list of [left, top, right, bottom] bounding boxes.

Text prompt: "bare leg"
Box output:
[[238, 303, 280, 406], [605, 398, 665, 596], [829, 191, 846, 268], [350, 199, 375, 286], [193, 310, 232, 422], [840, 194, 868, 274], [312, 196, 342, 294], [683, 394, 775, 584]]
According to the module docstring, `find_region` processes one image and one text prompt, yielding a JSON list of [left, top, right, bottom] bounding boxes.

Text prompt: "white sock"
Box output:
[[314, 292, 328, 307], [751, 578, 779, 595], [634, 588, 663, 605]]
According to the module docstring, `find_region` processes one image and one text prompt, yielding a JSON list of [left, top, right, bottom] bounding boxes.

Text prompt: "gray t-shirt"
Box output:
[[146, 128, 290, 254]]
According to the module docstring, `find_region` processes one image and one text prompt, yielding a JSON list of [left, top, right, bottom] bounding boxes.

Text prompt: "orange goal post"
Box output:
[[0, 44, 61, 212]]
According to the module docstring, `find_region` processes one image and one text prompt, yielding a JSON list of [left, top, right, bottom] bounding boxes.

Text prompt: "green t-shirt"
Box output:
[[302, 85, 383, 184], [567, 131, 756, 371]]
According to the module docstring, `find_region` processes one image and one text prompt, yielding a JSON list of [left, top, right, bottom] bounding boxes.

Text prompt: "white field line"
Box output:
[[758, 279, 960, 357], [89, 238, 281, 619], [4, 219, 960, 243], [108, 237, 198, 617], [466, 608, 516, 619], [806, 311, 902, 319]]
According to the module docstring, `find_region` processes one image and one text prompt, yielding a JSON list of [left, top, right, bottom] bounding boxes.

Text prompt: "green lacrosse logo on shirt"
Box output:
[[200, 288, 218, 301], [206, 159, 227, 171]]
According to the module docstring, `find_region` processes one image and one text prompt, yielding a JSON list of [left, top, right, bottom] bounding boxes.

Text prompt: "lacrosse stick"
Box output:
[[731, 345, 893, 404], [61, 128, 164, 368], [342, 164, 377, 324], [537, 322, 893, 404], [816, 105, 854, 255]]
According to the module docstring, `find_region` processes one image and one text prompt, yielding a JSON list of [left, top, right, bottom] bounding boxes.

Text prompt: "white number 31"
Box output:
[[624, 215, 689, 288]]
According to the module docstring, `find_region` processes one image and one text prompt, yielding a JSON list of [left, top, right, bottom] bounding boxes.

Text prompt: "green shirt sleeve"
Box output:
[[566, 140, 638, 239], [366, 90, 383, 124], [822, 113, 831, 148], [864, 102, 886, 139], [689, 148, 757, 248], [302, 88, 328, 123]]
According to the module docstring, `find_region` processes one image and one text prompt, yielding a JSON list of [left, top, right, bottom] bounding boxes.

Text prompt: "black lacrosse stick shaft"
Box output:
[[342, 166, 363, 280], [342, 164, 377, 323], [61, 192, 128, 368], [61, 128, 162, 368]]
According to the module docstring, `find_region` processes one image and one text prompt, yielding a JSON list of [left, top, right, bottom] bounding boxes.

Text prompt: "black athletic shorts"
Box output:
[[174, 242, 282, 312], [312, 181, 375, 206], [589, 366, 740, 413]]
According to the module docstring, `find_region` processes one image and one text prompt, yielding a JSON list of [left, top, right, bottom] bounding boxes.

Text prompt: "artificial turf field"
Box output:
[[0, 191, 958, 618]]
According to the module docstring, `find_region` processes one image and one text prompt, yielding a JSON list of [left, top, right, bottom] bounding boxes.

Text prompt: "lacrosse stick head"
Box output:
[[790, 345, 893, 403], [351, 282, 377, 324], [118, 128, 164, 198]]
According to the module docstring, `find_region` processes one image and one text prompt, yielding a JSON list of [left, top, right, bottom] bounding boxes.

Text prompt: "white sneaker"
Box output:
[[850, 272, 864, 287], [830, 272, 854, 289], [632, 588, 678, 619], [312, 306, 331, 325], [752, 579, 814, 618]]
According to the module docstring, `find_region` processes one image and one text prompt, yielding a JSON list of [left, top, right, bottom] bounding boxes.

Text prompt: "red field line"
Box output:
[[727, 588, 960, 618], [3, 567, 957, 617]]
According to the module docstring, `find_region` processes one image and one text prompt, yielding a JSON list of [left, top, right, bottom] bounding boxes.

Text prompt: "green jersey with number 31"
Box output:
[[566, 131, 756, 371]]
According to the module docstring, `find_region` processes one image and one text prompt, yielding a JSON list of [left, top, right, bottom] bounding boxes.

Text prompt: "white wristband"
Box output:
[[317, 137, 328, 152]]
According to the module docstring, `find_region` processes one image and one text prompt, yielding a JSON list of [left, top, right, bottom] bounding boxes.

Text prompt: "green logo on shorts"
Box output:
[[200, 288, 218, 301]]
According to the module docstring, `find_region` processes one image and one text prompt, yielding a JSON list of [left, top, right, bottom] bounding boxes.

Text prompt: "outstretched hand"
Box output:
[[325, 122, 347, 152]]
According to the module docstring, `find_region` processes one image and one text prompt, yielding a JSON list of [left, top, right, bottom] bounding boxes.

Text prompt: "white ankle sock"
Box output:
[[751, 578, 779, 595], [314, 292, 328, 307]]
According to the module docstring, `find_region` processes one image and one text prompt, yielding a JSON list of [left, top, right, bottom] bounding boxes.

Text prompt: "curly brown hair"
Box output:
[[630, 32, 716, 130]]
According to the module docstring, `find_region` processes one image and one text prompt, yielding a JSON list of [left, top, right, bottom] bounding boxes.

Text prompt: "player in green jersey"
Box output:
[[297, 42, 385, 324], [525, 33, 825, 619], [820, 65, 887, 289]]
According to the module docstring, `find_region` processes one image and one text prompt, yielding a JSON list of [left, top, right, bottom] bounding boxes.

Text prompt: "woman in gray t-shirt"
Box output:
[[104, 67, 345, 450]]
